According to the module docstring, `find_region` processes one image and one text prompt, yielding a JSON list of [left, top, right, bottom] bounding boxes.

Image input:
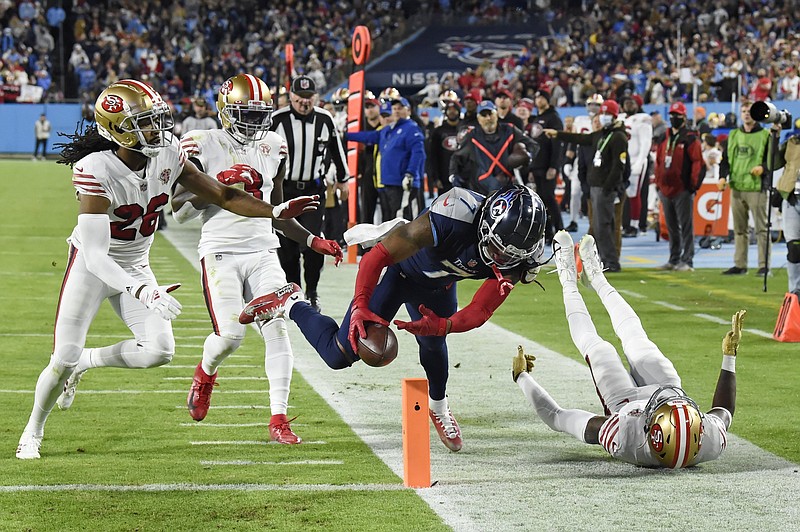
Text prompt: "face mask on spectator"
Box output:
[[598, 114, 613, 127], [669, 114, 685, 129]]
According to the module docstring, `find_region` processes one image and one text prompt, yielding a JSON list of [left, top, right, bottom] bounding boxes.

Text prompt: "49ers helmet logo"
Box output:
[[220, 80, 233, 94], [102, 94, 124, 113], [649, 424, 664, 452]]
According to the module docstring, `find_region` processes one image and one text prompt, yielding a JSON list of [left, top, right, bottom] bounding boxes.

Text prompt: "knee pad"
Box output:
[[788, 239, 800, 264]]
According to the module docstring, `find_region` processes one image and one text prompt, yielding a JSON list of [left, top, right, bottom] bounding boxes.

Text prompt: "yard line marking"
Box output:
[[0, 389, 266, 395], [653, 300, 686, 311], [181, 423, 270, 427], [171, 319, 213, 323], [171, 354, 251, 359], [163, 376, 266, 381], [693, 313, 730, 325], [743, 327, 775, 339], [173, 405, 286, 409], [617, 289, 647, 299], [190, 440, 327, 445], [0, 483, 401, 493], [0, 272, 57, 276], [200, 460, 343, 466], [163, 365, 260, 369]]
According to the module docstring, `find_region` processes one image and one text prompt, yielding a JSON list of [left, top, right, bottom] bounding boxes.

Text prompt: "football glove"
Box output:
[[273, 195, 320, 219], [722, 309, 746, 356], [310, 236, 343, 266], [402, 173, 414, 191], [133, 283, 182, 320], [348, 304, 389, 354], [216, 163, 261, 186], [512, 345, 536, 382], [394, 305, 449, 336]]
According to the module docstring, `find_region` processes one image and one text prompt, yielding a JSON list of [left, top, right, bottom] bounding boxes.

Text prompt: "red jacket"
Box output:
[[655, 127, 703, 198]]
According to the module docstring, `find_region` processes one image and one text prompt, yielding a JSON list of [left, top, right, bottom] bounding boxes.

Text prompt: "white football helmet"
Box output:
[[643, 386, 704, 469], [379, 87, 401, 103], [217, 74, 273, 144], [95, 79, 175, 158], [332, 87, 349, 110]]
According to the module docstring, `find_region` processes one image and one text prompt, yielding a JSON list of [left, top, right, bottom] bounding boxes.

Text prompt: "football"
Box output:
[[356, 322, 398, 367], [507, 142, 531, 169]]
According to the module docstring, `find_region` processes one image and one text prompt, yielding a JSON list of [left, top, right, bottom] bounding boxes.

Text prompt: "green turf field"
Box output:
[[1, 160, 797, 530]]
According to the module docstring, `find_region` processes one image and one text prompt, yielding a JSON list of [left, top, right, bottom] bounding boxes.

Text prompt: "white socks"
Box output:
[[261, 318, 293, 416]]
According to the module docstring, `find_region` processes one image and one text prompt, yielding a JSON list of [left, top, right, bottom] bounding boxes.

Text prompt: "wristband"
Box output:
[[721, 355, 736, 373], [307, 234, 316, 247]]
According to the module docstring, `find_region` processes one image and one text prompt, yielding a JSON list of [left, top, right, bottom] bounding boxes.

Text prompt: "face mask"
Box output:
[[598, 114, 613, 127], [670, 115, 685, 129]]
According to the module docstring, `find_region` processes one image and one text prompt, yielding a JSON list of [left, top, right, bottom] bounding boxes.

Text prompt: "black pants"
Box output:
[[278, 182, 326, 297], [532, 171, 563, 238], [359, 172, 379, 225], [378, 185, 420, 222], [34, 138, 47, 158]]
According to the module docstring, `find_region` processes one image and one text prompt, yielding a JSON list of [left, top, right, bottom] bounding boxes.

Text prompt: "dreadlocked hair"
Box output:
[[56, 120, 117, 168]]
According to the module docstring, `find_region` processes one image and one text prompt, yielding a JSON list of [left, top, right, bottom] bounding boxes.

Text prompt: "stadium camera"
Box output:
[[750, 101, 793, 127]]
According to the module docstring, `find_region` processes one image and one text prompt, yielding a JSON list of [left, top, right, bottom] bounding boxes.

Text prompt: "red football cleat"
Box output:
[[239, 283, 304, 324], [269, 414, 302, 444], [429, 408, 463, 452], [187, 363, 218, 421]]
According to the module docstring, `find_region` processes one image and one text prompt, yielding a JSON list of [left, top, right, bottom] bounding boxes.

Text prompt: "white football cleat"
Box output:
[[57, 369, 86, 410], [16, 432, 42, 460], [552, 230, 577, 284], [578, 234, 605, 286]]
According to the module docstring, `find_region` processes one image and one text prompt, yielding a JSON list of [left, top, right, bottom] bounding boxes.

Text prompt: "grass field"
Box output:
[[1, 160, 798, 530]]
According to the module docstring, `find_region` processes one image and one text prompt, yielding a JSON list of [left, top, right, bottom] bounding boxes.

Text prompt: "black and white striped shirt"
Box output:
[[270, 105, 349, 183]]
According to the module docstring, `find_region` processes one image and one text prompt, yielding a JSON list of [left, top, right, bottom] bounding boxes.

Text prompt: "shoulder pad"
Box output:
[[430, 187, 483, 223], [258, 131, 289, 159]]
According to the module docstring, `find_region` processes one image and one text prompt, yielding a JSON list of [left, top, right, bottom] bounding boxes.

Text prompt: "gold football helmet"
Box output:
[[331, 87, 349, 109], [216, 74, 273, 144], [643, 386, 704, 469], [379, 86, 401, 103], [585, 93, 604, 116], [439, 89, 461, 111], [95, 79, 175, 158]]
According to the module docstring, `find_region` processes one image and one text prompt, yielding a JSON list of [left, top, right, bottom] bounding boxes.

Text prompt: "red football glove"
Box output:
[[273, 195, 320, 219], [394, 304, 449, 336], [216, 163, 261, 186], [348, 304, 389, 353], [310, 236, 343, 266]]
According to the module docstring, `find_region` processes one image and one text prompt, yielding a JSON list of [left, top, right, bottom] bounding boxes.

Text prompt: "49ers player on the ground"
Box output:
[[16, 79, 319, 459], [172, 74, 342, 444], [511, 230, 740, 468]]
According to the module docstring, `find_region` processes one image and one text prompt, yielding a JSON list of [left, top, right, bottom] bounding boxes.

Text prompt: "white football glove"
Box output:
[[132, 283, 182, 320]]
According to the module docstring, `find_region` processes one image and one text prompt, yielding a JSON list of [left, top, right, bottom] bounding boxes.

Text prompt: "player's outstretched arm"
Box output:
[[512, 346, 605, 444], [709, 309, 745, 428], [176, 160, 318, 220]]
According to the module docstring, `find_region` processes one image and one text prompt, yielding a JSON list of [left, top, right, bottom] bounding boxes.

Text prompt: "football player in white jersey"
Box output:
[[16, 79, 320, 460], [172, 74, 343, 444], [563, 94, 602, 232], [512, 230, 740, 469], [619, 94, 653, 237]]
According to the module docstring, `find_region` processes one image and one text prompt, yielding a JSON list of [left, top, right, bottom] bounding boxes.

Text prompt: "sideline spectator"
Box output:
[[428, 94, 462, 195], [529, 88, 564, 242], [180, 98, 218, 136], [768, 130, 800, 294], [33, 113, 51, 160]]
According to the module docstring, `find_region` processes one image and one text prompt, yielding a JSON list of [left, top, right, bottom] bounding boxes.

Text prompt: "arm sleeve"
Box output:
[[353, 242, 395, 307], [605, 133, 627, 191], [347, 130, 380, 145], [407, 127, 426, 178], [517, 373, 596, 443], [77, 214, 143, 295], [556, 131, 594, 146], [447, 278, 511, 333]]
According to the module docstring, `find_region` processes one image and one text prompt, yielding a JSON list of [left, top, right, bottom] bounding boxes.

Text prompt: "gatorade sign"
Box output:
[[693, 182, 730, 237]]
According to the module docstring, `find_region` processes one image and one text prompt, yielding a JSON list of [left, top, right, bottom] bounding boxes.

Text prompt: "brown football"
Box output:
[[507, 142, 531, 169], [356, 322, 398, 367]]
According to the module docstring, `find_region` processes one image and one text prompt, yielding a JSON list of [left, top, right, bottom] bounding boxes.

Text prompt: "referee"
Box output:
[[270, 75, 350, 311]]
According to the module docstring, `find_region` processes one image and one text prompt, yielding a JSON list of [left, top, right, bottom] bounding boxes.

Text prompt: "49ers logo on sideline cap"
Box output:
[[102, 95, 124, 113], [220, 80, 233, 94]]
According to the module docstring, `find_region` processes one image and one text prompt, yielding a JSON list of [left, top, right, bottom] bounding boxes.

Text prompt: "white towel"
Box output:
[[344, 218, 409, 249]]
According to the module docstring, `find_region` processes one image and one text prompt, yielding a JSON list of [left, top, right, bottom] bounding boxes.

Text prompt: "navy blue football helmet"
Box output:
[[477, 185, 547, 269]]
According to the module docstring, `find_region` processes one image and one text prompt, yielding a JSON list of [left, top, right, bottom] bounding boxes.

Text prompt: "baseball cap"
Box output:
[[379, 101, 393, 116], [669, 101, 687, 115], [495, 88, 513, 99], [393, 97, 410, 108], [291, 75, 316, 97], [600, 99, 619, 117], [516, 98, 534, 111], [477, 100, 497, 114], [464, 89, 482, 102], [534, 88, 550, 100]]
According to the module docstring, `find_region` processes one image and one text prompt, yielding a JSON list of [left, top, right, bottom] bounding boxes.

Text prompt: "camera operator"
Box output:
[[766, 124, 800, 294], [719, 100, 771, 276]]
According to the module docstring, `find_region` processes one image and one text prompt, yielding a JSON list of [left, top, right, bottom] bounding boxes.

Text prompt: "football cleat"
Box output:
[[239, 283, 304, 324], [269, 414, 302, 444], [57, 369, 86, 410], [16, 432, 42, 460], [187, 363, 218, 421], [578, 234, 605, 286], [552, 230, 577, 284], [429, 408, 463, 452]]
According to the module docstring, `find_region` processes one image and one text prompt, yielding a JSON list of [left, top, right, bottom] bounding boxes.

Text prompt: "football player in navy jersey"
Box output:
[[241, 185, 548, 451]]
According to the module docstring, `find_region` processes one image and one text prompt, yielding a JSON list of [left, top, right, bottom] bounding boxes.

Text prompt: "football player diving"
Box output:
[[511, 229, 742, 468], [240, 184, 548, 452], [16, 79, 319, 459]]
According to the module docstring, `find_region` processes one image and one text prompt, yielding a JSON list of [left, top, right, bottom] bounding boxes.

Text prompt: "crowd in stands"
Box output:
[[2, 1, 800, 111]]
